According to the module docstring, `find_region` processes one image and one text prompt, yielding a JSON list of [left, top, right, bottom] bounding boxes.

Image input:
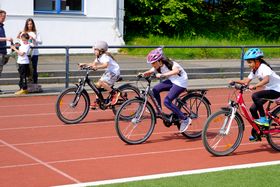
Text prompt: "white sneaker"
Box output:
[[179, 118, 192, 133]]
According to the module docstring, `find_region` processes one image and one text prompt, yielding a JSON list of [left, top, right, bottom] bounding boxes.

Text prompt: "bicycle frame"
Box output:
[[229, 85, 280, 135], [75, 68, 107, 105], [137, 75, 196, 123]]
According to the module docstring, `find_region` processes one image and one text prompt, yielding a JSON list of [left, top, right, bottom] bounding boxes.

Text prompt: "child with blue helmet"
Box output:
[[230, 48, 280, 141]]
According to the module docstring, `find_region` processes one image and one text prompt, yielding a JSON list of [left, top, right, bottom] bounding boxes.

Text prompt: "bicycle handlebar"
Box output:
[[228, 82, 249, 91], [78, 65, 96, 71], [136, 73, 157, 82]]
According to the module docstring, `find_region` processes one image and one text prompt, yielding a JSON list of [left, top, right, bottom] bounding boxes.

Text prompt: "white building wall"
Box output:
[[0, 0, 124, 54]]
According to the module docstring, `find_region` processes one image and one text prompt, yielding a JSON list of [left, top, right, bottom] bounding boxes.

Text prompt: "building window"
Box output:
[[34, 0, 83, 14]]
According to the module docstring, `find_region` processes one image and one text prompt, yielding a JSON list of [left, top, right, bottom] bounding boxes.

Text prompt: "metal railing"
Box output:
[[2, 45, 280, 88]]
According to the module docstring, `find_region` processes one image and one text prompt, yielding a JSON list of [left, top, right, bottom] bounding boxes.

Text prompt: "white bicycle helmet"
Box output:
[[94, 41, 108, 52]]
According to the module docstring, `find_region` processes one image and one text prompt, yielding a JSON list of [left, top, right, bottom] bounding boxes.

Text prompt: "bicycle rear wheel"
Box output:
[[56, 87, 90, 124], [267, 107, 280, 151], [178, 95, 211, 138], [202, 109, 243, 156], [112, 84, 140, 116], [115, 98, 156, 144]]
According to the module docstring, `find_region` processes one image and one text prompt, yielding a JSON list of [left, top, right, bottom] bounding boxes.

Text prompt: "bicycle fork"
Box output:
[[131, 97, 148, 124], [70, 85, 84, 107], [220, 107, 237, 135]]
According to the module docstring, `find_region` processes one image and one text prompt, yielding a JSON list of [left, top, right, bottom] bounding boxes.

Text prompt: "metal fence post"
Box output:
[[240, 47, 245, 80], [65, 47, 70, 88]]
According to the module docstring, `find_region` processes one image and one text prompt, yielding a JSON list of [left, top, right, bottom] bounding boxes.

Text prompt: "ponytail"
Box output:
[[253, 58, 272, 74], [260, 58, 272, 70]]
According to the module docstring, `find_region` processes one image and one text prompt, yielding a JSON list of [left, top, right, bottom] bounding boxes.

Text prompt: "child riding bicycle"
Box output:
[[230, 48, 280, 141], [79, 41, 120, 108], [139, 48, 192, 133]]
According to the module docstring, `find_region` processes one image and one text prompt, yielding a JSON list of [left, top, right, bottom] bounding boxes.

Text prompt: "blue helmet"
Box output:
[[244, 48, 264, 60]]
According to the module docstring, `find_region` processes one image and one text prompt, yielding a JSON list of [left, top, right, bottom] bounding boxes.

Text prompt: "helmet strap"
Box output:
[[96, 50, 104, 58], [158, 60, 163, 67], [254, 59, 261, 70]]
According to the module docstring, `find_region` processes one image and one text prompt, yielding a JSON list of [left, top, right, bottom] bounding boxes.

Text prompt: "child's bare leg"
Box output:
[[98, 80, 112, 92]]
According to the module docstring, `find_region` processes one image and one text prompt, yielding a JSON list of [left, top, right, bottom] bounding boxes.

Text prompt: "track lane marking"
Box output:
[[0, 139, 80, 183]]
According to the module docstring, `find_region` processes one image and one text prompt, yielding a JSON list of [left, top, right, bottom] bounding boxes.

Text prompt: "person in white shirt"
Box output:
[[79, 41, 120, 106], [11, 33, 31, 95], [139, 48, 192, 133], [230, 48, 280, 141], [17, 18, 42, 84]]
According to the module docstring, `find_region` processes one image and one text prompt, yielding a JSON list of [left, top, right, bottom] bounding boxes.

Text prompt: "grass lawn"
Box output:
[[96, 164, 280, 187]]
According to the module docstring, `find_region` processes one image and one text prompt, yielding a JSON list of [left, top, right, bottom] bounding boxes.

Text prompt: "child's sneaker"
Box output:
[[254, 117, 269, 127], [110, 90, 120, 105], [179, 118, 192, 133], [90, 101, 98, 110], [249, 135, 261, 142], [15, 89, 28, 95]]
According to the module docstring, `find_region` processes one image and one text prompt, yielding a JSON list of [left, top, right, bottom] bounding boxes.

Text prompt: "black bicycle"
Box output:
[[114, 74, 211, 144], [55, 66, 140, 124]]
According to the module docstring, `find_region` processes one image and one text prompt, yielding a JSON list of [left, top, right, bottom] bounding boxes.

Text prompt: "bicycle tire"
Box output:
[[267, 106, 280, 151], [112, 84, 140, 116], [55, 87, 90, 124], [202, 109, 244, 156], [115, 98, 156, 145], [178, 95, 211, 138]]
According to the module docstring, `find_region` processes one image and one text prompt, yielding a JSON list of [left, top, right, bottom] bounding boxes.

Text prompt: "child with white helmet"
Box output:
[[79, 41, 120, 106], [230, 48, 280, 141], [139, 48, 192, 133]]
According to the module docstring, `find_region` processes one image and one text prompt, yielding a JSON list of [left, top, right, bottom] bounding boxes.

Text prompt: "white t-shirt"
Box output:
[[17, 43, 30, 65], [19, 31, 42, 56], [27, 31, 42, 56], [94, 53, 120, 76], [248, 63, 280, 92], [152, 61, 188, 88]]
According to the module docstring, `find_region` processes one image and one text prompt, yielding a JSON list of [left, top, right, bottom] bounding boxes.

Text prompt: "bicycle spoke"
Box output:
[[202, 110, 243, 156], [115, 99, 155, 144], [179, 95, 211, 138]]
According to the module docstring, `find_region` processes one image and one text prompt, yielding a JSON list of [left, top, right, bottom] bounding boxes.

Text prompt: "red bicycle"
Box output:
[[202, 82, 280, 156]]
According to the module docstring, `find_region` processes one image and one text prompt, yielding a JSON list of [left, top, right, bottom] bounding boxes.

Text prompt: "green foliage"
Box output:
[[124, 0, 280, 41], [122, 35, 280, 59]]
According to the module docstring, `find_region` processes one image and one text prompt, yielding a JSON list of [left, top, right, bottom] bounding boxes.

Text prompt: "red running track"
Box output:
[[0, 88, 279, 187]]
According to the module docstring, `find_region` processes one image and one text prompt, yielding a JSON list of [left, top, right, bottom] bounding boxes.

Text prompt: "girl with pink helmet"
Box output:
[[140, 48, 191, 133]]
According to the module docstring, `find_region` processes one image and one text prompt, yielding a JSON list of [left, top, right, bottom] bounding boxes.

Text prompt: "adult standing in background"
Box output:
[[18, 18, 42, 86], [0, 9, 13, 94]]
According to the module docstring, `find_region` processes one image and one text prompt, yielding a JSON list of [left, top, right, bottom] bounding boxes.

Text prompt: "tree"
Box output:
[[124, 0, 280, 40]]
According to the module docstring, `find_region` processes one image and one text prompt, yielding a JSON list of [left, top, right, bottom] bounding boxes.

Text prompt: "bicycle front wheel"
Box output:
[[115, 98, 156, 144], [55, 87, 90, 124], [202, 110, 243, 156], [112, 84, 140, 116], [267, 107, 280, 151], [178, 95, 211, 138]]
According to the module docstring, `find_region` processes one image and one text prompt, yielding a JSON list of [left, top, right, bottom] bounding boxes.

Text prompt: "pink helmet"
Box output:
[[147, 48, 163, 64]]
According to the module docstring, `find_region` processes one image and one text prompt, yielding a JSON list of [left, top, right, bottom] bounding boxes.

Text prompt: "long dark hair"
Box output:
[[24, 18, 37, 33], [156, 57, 174, 73], [253, 58, 272, 74]]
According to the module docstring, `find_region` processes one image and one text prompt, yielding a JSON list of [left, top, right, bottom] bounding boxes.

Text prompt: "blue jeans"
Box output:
[[29, 55, 39, 84], [152, 79, 186, 120]]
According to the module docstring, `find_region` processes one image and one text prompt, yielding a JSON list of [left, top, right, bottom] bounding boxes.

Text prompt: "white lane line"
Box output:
[[1, 146, 204, 169], [0, 139, 81, 183], [0, 140, 269, 169], [53, 160, 280, 187], [0, 131, 175, 147]]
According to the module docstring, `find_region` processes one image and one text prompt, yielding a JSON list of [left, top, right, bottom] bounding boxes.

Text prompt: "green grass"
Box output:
[[120, 35, 280, 59], [95, 164, 280, 187]]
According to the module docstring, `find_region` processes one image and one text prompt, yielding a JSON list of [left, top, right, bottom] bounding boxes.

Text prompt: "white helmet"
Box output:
[[94, 41, 108, 51]]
